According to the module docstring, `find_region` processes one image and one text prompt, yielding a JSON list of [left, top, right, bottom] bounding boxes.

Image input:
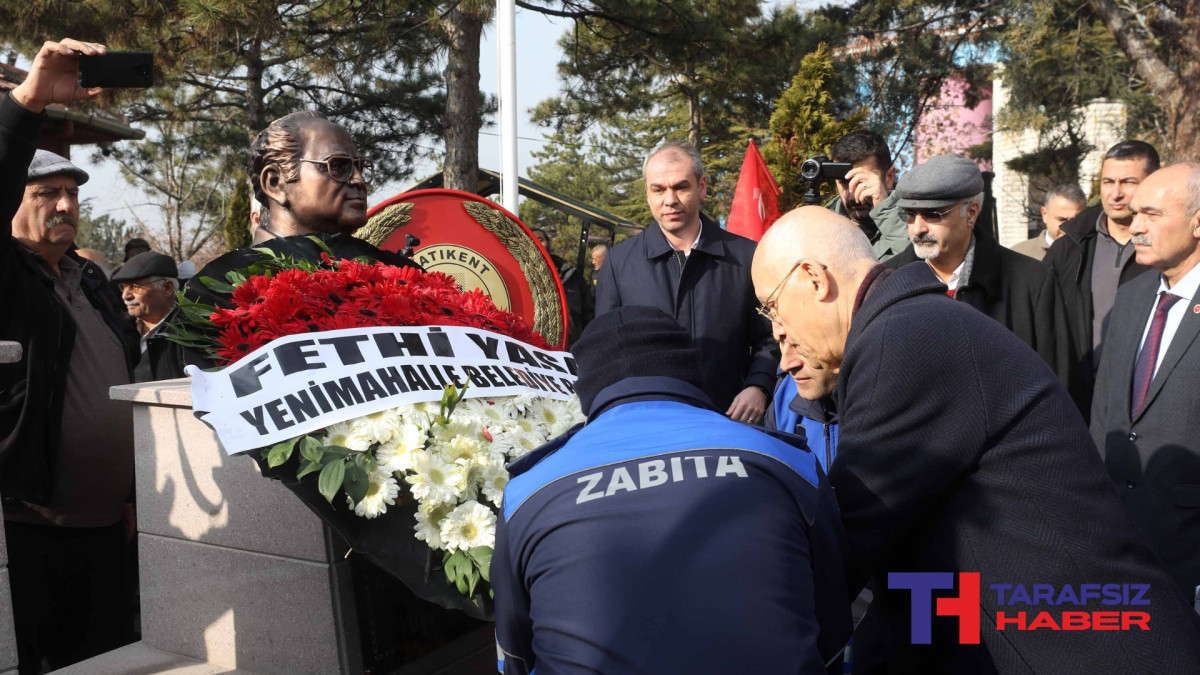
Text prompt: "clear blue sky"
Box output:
[[64, 1, 817, 253]]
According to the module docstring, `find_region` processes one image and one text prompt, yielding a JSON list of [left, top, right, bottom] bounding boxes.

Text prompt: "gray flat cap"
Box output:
[[28, 149, 89, 185], [112, 252, 177, 282], [895, 154, 982, 209]]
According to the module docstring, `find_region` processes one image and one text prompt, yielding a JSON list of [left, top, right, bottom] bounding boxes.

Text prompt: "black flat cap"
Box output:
[[572, 306, 705, 415], [112, 252, 178, 282], [895, 154, 984, 209], [27, 150, 89, 185], [124, 237, 151, 253]]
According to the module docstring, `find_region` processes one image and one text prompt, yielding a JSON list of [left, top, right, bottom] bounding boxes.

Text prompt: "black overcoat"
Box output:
[[593, 216, 777, 411], [886, 230, 1074, 389], [832, 263, 1200, 673]]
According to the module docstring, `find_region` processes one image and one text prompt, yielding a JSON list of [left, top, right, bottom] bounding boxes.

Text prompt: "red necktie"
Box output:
[[947, 288, 956, 299], [1131, 291, 1182, 416]]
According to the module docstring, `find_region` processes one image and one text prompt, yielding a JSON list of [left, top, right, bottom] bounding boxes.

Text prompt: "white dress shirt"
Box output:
[[1136, 261, 1200, 376]]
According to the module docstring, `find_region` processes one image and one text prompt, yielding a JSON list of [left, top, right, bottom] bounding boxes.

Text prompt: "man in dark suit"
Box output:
[[885, 154, 1073, 387], [594, 140, 778, 422], [1091, 161, 1200, 604], [1046, 141, 1158, 419], [753, 206, 1200, 673]]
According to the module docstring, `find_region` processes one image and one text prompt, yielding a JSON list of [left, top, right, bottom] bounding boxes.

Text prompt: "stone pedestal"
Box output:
[[51, 379, 493, 675], [0, 341, 21, 675]]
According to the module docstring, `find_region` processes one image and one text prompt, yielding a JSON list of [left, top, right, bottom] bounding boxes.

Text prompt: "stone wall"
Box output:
[[991, 73, 1126, 247]]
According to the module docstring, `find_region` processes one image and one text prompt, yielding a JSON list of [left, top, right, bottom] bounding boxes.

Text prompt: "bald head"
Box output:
[[755, 206, 877, 279], [752, 207, 879, 400]]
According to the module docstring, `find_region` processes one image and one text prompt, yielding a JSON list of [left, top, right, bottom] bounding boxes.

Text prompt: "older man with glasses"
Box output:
[[884, 154, 1073, 385]]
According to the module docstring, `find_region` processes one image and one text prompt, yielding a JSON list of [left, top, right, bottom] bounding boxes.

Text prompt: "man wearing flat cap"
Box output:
[[112, 251, 187, 382], [885, 154, 1073, 384], [1, 38, 139, 671], [494, 306, 851, 675]]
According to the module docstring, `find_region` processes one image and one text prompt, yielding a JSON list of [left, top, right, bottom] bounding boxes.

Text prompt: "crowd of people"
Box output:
[[3, 37, 1200, 675]]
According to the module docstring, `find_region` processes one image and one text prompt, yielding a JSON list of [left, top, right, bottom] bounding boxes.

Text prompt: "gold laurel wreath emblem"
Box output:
[[358, 201, 415, 247], [462, 201, 564, 346]]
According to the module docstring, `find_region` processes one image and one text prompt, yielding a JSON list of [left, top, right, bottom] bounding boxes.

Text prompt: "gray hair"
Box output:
[[151, 276, 179, 293], [644, 140, 704, 181], [1044, 183, 1086, 206]]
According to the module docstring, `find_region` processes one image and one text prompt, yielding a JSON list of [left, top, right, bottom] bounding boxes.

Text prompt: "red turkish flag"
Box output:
[[726, 140, 782, 242]]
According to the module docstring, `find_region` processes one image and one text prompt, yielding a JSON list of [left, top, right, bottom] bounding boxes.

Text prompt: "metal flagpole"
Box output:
[[497, 0, 519, 217]]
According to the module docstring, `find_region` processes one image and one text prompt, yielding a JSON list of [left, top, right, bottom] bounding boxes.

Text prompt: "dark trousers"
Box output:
[[4, 520, 133, 674]]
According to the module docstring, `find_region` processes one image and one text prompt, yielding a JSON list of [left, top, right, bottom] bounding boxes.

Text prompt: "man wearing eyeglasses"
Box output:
[[1, 38, 141, 672], [883, 154, 1073, 385], [111, 251, 188, 382], [751, 207, 1200, 673], [185, 110, 421, 316]]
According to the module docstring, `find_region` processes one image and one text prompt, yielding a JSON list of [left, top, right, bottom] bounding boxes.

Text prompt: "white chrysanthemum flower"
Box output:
[[414, 502, 451, 550], [507, 430, 544, 459], [353, 410, 403, 444], [375, 424, 427, 474], [563, 396, 585, 424], [513, 416, 539, 435], [405, 452, 468, 505], [540, 399, 578, 438], [431, 418, 483, 445], [346, 470, 399, 519], [322, 420, 375, 452], [506, 394, 535, 415], [403, 402, 439, 431], [480, 458, 509, 507], [439, 500, 497, 552], [470, 399, 519, 433], [486, 430, 519, 459], [436, 433, 488, 468]]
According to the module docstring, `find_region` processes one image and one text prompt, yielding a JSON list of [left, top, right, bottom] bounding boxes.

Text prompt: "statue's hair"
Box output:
[[249, 111, 328, 205]]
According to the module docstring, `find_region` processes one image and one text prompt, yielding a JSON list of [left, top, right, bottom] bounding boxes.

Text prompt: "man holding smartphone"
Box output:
[[1, 39, 139, 673]]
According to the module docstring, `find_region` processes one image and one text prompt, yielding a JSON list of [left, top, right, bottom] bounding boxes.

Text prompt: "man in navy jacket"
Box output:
[[753, 207, 1200, 674], [594, 140, 778, 421], [493, 306, 851, 675]]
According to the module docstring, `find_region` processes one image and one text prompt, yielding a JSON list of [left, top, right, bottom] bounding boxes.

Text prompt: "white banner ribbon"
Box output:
[[186, 325, 577, 455]]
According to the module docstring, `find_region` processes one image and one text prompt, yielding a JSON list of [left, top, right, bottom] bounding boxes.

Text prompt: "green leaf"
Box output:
[[467, 568, 479, 597], [225, 270, 248, 286], [467, 547, 493, 582], [251, 246, 279, 259], [342, 462, 369, 503], [296, 460, 322, 480], [322, 445, 353, 459], [198, 276, 234, 294], [298, 436, 324, 463], [306, 235, 335, 257], [266, 438, 296, 468], [317, 459, 346, 504]]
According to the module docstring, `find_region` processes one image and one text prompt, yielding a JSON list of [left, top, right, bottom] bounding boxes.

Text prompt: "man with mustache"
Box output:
[[884, 154, 1073, 384], [1090, 161, 1200, 604], [594, 140, 778, 423], [111, 251, 186, 382], [1, 38, 140, 672]]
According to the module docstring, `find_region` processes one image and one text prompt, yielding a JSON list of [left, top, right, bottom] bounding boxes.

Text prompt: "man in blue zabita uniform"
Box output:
[[492, 306, 851, 675]]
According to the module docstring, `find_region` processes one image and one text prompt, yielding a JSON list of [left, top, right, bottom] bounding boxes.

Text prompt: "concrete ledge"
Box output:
[[0, 570, 15, 673], [111, 378, 193, 407], [48, 641, 265, 675]]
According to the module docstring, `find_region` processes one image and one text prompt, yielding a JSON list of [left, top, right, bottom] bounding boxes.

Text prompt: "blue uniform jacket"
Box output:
[[768, 375, 839, 474], [493, 377, 851, 675]]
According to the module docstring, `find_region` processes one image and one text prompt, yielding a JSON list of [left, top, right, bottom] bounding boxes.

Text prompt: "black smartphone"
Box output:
[[78, 51, 154, 88]]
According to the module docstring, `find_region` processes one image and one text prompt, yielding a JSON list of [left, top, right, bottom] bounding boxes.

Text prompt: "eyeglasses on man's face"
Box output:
[[903, 201, 964, 224], [299, 155, 373, 184], [756, 259, 827, 322]]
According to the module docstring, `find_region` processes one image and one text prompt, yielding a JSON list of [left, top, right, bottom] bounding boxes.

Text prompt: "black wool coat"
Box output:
[[832, 263, 1200, 674], [1091, 269, 1200, 598], [1044, 205, 1150, 419], [593, 216, 778, 411], [886, 230, 1074, 389], [0, 94, 139, 505]]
